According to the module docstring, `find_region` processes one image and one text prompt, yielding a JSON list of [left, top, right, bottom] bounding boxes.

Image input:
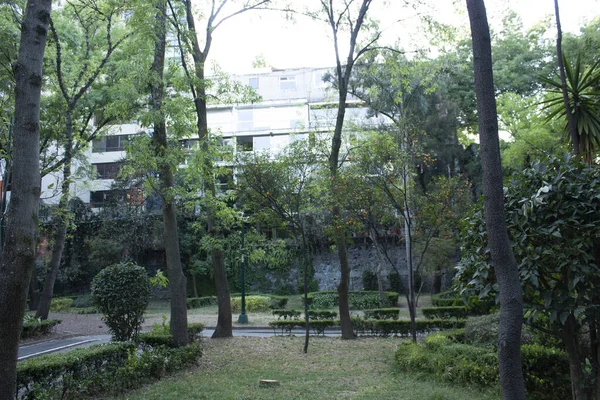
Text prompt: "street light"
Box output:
[[237, 213, 248, 324]]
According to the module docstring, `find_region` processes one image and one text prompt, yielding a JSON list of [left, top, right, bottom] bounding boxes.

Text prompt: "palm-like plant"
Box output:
[[541, 54, 600, 164]]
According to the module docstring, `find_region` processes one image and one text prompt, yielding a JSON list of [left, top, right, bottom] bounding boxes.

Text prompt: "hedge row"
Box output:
[[352, 318, 465, 337], [136, 323, 205, 347], [363, 308, 400, 320], [421, 306, 467, 320], [268, 320, 337, 335], [272, 309, 302, 320], [304, 291, 398, 309], [20, 319, 61, 340], [431, 291, 494, 315], [395, 334, 571, 400], [186, 296, 218, 309], [17, 340, 202, 399]]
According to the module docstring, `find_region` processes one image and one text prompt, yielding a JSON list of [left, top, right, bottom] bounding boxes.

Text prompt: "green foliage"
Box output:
[[91, 262, 151, 341], [304, 291, 398, 310], [268, 295, 289, 309], [186, 296, 218, 309], [363, 308, 400, 320], [352, 318, 465, 337], [464, 313, 532, 347], [388, 272, 405, 295], [395, 334, 571, 400], [268, 320, 336, 336], [307, 310, 338, 320], [431, 291, 460, 307], [20, 319, 61, 340], [149, 270, 169, 288], [422, 306, 467, 320], [71, 294, 93, 308], [49, 297, 73, 312], [361, 270, 378, 291], [230, 296, 271, 313], [272, 309, 302, 320]]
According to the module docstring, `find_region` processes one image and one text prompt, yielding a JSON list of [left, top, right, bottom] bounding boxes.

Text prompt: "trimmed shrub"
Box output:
[[362, 270, 378, 291], [431, 291, 460, 307], [394, 334, 570, 400], [269, 295, 289, 309], [230, 295, 271, 313], [20, 319, 61, 340], [71, 294, 93, 308], [421, 306, 467, 320], [464, 313, 532, 347], [186, 296, 217, 309], [389, 272, 405, 295], [272, 309, 302, 320], [363, 308, 400, 320], [307, 310, 337, 320], [352, 318, 466, 337], [71, 307, 99, 314], [49, 297, 73, 312], [269, 320, 300, 334], [91, 262, 151, 341], [304, 291, 398, 309], [268, 320, 337, 336]]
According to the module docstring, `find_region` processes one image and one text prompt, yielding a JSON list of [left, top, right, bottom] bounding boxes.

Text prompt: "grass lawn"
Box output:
[[108, 336, 500, 400]]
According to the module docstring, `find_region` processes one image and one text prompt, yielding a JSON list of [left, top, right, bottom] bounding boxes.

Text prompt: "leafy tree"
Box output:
[[456, 157, 600, 399], [465, 0, 526, 398], [238, 139, 323, 352], [0, 0, 52, 397], [36, 0, 131, 320]]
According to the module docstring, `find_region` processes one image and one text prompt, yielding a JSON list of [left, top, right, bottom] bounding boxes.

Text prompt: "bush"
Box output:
[[17, 340, 202, 398], [389, 272, 405, 295], [269, 295, 289, 309], [186, 296, 217, 309], [421, 306, 467, 320], [268, 319, 337, 336], [363, 308, 400, 320], [71, 294, 93, 308], [464, 313, 532, 347], [352, 318, 466, 337], [272, 309, 302, 320], [70, 307, 99, 314], [362, 270, 378, 291], [230, 295, 271, 313], [49, 297, 73, 312], [20, 319, 61, 340], [91, 261, 151, 341], [304, 291, 398, 309], [431, 291, 460, 307], [307, 310, 337, 320], [394, 334, 570, 400]]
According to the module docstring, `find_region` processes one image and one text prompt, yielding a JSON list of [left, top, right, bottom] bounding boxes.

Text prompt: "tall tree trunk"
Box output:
[[150, 0, 188, 347], [404, 209, 417, 343], [370, 228, 386, 306], [301, 230, 311, 353], [466, 1, 526, 399], [36, 111, 73, 319], [553, 0, 579, 157], [182, 0, 233, 338], [0, 1, 51, 397], [563, 314, 588, 400]]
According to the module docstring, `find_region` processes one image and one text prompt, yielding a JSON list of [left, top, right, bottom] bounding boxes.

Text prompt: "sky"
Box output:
[[197, 0, 600, 74]]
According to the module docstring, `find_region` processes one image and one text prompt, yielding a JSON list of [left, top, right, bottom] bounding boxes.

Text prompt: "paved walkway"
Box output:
[[18, 327, 341, 361]]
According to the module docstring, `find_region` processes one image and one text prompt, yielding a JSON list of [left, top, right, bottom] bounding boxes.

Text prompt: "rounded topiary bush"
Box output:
[[91, 261, 151, 341]]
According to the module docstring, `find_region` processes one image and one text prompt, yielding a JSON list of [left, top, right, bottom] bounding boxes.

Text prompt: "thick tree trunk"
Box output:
[[466, 1, 526, 399], [563, 314, 588, 400], [150, 0, 188, 347], [211, 247, 232, 338], [36, 112, 73, 319], [0, 1, 51, 397]]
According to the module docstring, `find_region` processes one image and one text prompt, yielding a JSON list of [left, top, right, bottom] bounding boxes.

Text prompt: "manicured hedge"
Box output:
[[307, 310, 337, 320], [17, 340, 202, 399], [20, 319, 61, 340], [186, 296, 217, 309], [431, 292, 494, 315], [230, 296, 271, 313], [303, 291, 398, 309], [431, 291, 460, 307], [421, 306, 467, 320], [137, 322, 205, 347], [363, 308, 400, 320], [268, 319, 337, 336], [272, 309, 302, 320], [395, 334, 570, 400], [352, 318, 466, 337], [49, 297, 73, 312], [269, 295, 289, 309]]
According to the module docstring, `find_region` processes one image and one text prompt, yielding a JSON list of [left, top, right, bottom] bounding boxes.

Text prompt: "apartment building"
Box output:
[[39, 66, 386, 209]]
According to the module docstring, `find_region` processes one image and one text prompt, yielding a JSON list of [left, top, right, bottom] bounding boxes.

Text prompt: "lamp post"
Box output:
[[237, 214, 248, 324]]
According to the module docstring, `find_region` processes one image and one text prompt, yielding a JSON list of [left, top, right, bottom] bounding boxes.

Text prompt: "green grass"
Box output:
[[108, 336, 500, 400]]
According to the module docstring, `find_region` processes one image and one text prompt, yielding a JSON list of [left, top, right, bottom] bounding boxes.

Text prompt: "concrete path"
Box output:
[[18, 327, 341, 361]]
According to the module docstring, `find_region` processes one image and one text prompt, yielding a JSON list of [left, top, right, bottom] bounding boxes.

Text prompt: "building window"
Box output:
[[94, 162, 122, 179], [237, 109, 253, 131], [180, 138, 199, 150], [249, 77, 259, 89], [237, 136, 253, 152], [92, 134, 129, 152], [90, 190, 117, 207], [279, 76, 296, 90]]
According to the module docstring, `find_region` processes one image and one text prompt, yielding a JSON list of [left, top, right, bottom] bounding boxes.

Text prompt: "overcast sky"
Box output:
[[197, 0, 600, 73]]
